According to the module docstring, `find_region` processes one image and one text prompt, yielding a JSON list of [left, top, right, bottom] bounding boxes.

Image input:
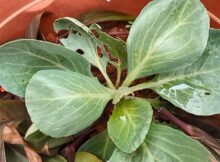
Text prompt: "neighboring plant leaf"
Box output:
[[25, 12, 44, 39], [153, 29, 220, 115], [90, 24, 127, 69], [75, 152, 102, 162], [0, 39, 91, 97], [124, 0, 209, 86], [78, 10, 135, 25], [107, 98, 152, 153], [2, 125, 42, 162], [54, 17, 114, 88], [25, 124, 71, 152], [5, 144, 28, 162], [79, 130, 115, 161], [25, 70, 114, 137], [42, 155, 67, 162], [0, 100, 29, 124], [109, 123, 214, 162]]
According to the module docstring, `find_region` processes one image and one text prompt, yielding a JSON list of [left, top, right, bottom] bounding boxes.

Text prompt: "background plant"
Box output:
[[0, 0, 220, 161]]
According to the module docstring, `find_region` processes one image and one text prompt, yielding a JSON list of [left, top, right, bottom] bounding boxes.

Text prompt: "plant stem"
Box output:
[[102, 70, 115, 89], [115, 65, 121, 88], [129, 81, 158, 92]]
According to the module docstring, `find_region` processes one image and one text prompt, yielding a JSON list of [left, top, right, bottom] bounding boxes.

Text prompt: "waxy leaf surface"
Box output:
[[110, 123, 213, 162], [108, 98, 152, 153], [153, 29, 220, 115], [26, 70, 114, 137], [125, 0, 209, 85], [0, 40, 91, 97]]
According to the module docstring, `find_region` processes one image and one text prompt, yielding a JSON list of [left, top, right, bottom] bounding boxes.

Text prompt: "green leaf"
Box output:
[[42, 155, 67, 162], [153, 29, 220, 115], [54, 17, 115, 89], [25, 124, 71, 151], [124, 0, 209, 86], [90, 24, 127, 69], [75, 152, 102, 162], [79, 130, 115, 161], [78, 10, 135, 25], [25, 70, 114, 137], [0, 39, 91, 97], [109, 123, 214, 162], [107, 98, 152, 153]]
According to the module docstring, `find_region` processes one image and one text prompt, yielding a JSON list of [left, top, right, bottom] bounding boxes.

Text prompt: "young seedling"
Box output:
[[0, 0, 219, 161]]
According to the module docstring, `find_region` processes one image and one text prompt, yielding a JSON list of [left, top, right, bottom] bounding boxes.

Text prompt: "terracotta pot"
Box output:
[[0, 0, 219, 44]]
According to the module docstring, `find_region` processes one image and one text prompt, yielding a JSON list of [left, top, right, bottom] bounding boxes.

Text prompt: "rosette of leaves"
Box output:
[[0, 0, 219, 161]]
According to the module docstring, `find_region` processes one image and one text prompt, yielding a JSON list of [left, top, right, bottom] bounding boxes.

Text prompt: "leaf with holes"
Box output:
[[109, 123, 214, 162], [79, 130, 115, 161], [152, 29, 220, 115], [90, 24, 127, 69], [0, 39, 91, 97], [54, 18, 115, 88], [108, 98, 152, 153], [25, 70, 114, 137], [123, 0, 209, 86]]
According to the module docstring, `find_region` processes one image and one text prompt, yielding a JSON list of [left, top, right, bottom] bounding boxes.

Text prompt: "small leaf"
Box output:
[[90, 24, 127, 69], [108, 98, 152, 153], [25, 124, 71, 152], [25, 70, 114, 137], [124, 0, 209, 86], [54, 17, 108, 70], [54, 17, 114, 88], [75, 152, 102, 162], [42, 155, 67, 162], [153, 29, 220, 115], [79, 130, 115, 161], [0, 39, 91, 97], [78, 10, 135, 25], [109, 123, 214, 162]]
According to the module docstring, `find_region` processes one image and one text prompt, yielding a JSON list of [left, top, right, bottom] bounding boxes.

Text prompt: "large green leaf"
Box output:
[[54, 18, 114, 89], [25, 70, 114, 137], [109, 123, 214, 162], [75, 152, 102, 162], [123, 0, 209, 86], [0, 39, 91, 97], [79, 130, 115, 161], [107, 98, 152, 153], [152, 29, 220, 115]]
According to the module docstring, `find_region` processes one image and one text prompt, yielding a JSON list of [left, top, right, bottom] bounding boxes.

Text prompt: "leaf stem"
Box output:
[[129, 81, 158, 92], [101, 70, 115, 89], [115, 65, 121, 88]]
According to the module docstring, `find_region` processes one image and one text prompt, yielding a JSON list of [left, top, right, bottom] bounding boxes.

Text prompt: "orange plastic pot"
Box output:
[[0, 0, 219, 44]]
